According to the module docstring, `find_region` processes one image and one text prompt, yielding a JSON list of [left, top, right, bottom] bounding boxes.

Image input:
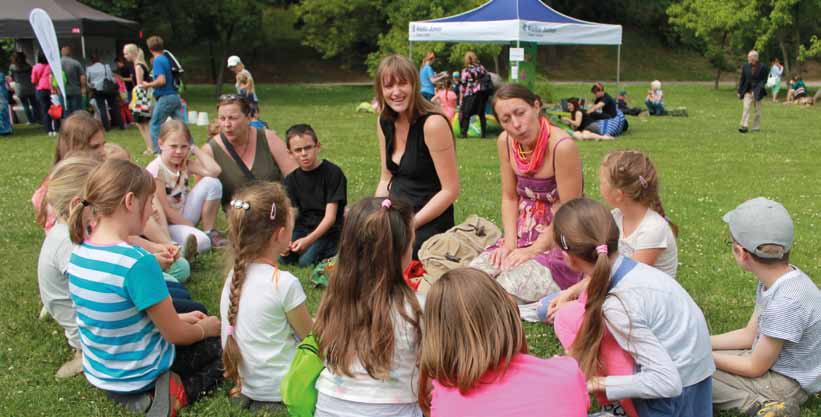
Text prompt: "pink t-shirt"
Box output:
[[430, 354, 589, 417], [31, 63, 52, 91], [435, 89, 457, 121]]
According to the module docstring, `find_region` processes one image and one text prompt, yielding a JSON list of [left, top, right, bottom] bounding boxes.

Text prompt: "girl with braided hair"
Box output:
[[219, 182, 313, 412]]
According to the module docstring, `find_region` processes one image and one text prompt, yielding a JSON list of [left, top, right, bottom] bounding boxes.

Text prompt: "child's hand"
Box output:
[[199, 316, 221, 337], [546, 289, 575, 323], [290, 237, 311, 253], [179, 311, 206, 324], [154, 251, 174, 270], [501, 246, 538, 270]]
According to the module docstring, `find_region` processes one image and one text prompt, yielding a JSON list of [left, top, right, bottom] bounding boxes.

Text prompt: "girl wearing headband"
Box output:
[[219, 182, 312, 411], [551, 198, 714, 417]]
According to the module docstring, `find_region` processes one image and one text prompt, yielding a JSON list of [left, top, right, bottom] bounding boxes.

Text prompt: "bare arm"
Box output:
[[498, 133, 519, 247], [146, 297, 221, 345], [134, 64, 146, 84], [587, 101, 604, 113], [631, 248, 664, 267], [143, 74, 166, 89], [187, 145, 222, 178], [712, 311, 758, 351], [375, 118, 392, 197], [265, 129, 298, 176], [414, 115, 460, 229], [286, 304, 314, 340], [153, 178, 194, 227], [713, 335, 782, 378]]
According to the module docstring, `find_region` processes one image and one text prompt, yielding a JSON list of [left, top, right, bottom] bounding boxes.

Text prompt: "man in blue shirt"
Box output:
[[141, 36, 184, 153]]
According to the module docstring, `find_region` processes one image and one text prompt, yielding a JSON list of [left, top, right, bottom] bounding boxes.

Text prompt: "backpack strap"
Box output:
[[608, 256, 637, 291]]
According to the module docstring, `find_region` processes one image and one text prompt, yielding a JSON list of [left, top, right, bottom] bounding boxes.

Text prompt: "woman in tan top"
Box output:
[[203, 95, 296, 208]]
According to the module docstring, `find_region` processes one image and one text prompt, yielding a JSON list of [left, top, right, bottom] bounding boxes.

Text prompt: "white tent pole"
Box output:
[[409, 41, 413, 60], [81, 35, 87, 60], [616, 44, 621, 86]]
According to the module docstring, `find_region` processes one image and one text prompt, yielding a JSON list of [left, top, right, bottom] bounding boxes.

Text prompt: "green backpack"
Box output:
[[281, 334, 324, 417]]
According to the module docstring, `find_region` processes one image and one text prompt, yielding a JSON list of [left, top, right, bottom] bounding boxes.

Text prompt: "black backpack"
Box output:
[[479, 71, 494, 93], [162, 50, 185, 92]]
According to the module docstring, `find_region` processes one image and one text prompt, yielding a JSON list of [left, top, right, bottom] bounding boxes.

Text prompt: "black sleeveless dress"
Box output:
[[380, 113, 455, 258]]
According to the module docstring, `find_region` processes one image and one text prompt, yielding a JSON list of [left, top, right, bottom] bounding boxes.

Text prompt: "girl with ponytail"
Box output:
[[551, 198, 714, 417], [219, 182, 312, 411], [66, 159, 223, 417], [313, 197, 423, 417]]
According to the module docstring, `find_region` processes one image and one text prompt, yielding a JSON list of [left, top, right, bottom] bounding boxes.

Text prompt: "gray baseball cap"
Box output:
[[722, 197, 793, 259]]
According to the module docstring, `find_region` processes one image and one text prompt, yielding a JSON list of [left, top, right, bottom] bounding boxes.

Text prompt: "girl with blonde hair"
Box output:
[[219, 182, 312, 411], [418, 267, 589, 417], [123, 43, 155, 155]]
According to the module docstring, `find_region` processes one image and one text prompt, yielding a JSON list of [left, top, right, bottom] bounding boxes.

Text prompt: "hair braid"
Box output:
[[223, 214, 252, 397]]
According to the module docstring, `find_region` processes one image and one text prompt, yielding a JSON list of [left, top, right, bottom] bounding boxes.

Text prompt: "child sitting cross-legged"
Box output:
[[219, 182, 313, 412], [67, 159, 223, 416], [712, 198, 821, 417], [281, 124, 347, 267]]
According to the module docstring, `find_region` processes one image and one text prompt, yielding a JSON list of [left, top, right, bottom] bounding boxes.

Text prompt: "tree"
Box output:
[[296, 0, 391, 67], [668, 0, 759, 89]]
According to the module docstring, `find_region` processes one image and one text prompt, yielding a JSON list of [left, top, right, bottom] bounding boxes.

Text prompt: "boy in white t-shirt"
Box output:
[[712, 197, 821, 417]]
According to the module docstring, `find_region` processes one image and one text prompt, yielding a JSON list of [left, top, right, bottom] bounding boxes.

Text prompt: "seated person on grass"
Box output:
[[712, 197, 821, 417], [282, 124, 347, 267]]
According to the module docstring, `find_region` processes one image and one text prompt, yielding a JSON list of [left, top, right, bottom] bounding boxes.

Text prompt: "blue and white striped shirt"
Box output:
[[756, 268, 821, 393], [67, 242, 174, 393]]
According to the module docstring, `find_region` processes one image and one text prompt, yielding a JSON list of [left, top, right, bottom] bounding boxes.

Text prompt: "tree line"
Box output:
[[82, 0, 820, 87]]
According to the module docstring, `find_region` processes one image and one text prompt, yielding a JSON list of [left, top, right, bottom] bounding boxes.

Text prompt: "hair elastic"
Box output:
[[269, 202, 277, 221], [381, 198, 392, 209], [225, 325, 234, 336], [230, 199, 250, 210], [81, 199, 91, 207], [595, 245, 609, 255], [638, 175, 649, 189], [560, 234, 569, 250]]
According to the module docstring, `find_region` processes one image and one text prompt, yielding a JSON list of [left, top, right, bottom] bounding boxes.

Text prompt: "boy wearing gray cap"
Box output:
[[711, 197, 821, 417]]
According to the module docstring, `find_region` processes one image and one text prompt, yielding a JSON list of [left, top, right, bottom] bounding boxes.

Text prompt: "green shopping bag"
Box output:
[[281, 334, 324, 417]]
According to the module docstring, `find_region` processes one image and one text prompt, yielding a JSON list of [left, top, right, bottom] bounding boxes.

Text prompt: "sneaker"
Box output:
[[55, 349, 83, 379], [207, 229, 229, 249], [601, 402, 628, 416], [739, 127, 749, 133], [182, 234, 198, 262], [755, 400, 799, 417], [38, 305, 50, 321]]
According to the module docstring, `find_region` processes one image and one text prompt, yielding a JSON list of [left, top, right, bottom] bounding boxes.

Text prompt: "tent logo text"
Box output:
[[521, 23, 557, 34]]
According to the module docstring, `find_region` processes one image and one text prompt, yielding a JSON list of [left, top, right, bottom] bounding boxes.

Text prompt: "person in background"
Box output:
[[60, 46, 86, 117], [32, 53, 57, 135], [587, 82, 617, 121], [786, 74, 808, 103], [0, 66, 11, 135], [115, 56, 134, 103], [459, 52, 490, 138], [419, 51, 437, 101], [431, 75, 457, 122], [562, 98, 613, 141], [123, 43, 155, 155], [768, 58, 784, 102], [645, 80, 665, 116], [142, 36, 185, 153], [8, 51, 39, 124], [227, 56, 259, 115], [737, 50, 768, 133], [86, 54, 124, 131]]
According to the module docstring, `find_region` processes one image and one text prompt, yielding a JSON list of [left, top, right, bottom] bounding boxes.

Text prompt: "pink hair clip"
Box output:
[[638, 175, 649, 189], [595, 245, 609, 255], [381, 198, 392, 209], [226, 325, 235, 336]]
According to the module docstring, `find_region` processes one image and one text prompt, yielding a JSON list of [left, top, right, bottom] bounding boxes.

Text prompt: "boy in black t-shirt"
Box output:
[[588, 82, 618, 120], [281, 124, 347, 267]]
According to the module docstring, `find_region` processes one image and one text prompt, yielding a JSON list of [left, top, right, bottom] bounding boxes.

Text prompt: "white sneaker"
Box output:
[[55, 349, 83, 379], [38, 305, 50, 321]]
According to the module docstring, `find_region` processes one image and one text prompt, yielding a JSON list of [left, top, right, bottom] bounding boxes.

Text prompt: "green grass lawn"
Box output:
[[1, 83, 819, 416]]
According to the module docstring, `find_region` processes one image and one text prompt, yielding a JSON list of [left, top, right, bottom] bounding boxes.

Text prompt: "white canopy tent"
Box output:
[[409, 0, 624, 82]]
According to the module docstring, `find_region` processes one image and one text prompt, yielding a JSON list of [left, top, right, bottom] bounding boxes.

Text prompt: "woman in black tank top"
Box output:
[[374, 55, 460, 258]]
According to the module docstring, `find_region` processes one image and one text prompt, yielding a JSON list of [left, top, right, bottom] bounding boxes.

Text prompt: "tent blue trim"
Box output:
[[428, 0, 590, 25]]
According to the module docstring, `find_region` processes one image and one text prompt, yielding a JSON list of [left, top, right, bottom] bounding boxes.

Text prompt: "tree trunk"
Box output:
[[208, 39, 217, 85], [714, 68, 721, 90], [493, 52, 500, 75], [214, 24, 236, 97], [779, 35, 790, 76], [794, 27, 802, 73]]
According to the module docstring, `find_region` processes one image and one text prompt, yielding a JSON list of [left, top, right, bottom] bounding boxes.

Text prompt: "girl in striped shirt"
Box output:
[[67, 159, 223, 416]]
